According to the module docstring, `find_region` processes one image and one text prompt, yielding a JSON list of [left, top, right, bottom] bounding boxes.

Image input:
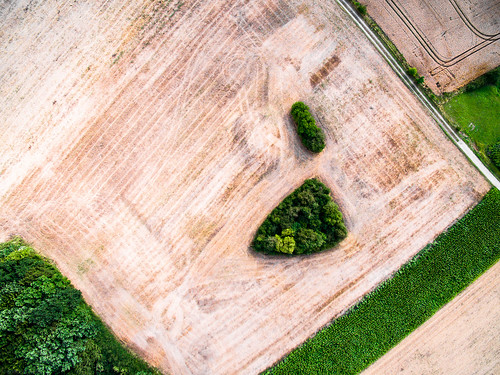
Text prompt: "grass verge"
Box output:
[[440, 68, 500, 176], [264, 188, 500, 374], [444, 85, 500, 147]]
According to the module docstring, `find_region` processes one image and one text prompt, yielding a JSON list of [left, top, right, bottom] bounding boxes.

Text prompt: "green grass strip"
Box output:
[[444, 85, 500, 147], [264, 188, 500, 374]]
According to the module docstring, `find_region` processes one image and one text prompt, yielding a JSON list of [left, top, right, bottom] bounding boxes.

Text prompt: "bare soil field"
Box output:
[[364, 260, 500, 375], [364, 0, 500, 94], [0, 0, 490, 374]]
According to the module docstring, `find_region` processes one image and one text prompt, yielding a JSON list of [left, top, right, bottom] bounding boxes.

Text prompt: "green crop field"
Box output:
[[264, 188, 500, 375]]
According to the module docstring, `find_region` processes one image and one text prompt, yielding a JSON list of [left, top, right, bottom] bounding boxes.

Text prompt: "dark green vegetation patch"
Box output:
[[0, 238, 159, 375], [291, 102, 326, 153], [264, 188, 500, 374], [252, 179, 347, 255], [351, 1, 367, 16], [488, 141, 500, 169]]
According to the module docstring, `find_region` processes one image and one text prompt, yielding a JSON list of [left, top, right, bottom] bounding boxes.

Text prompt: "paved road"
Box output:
[[335, 0, 500, 190]]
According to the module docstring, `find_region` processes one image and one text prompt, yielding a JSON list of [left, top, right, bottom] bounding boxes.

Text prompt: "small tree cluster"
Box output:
[[408, 67, 424, 84], [291, 102, 326, 153], [252, 179, 347, 255], [352, 1, 367, 15], [487, 141, 500, 168], [465, 66, 500, 92]]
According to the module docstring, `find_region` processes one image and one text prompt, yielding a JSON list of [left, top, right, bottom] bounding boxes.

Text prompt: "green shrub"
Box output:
[[408, 66, 424, 84], [487, 141, 500, 168], [352, 1, 367, 15], [0, 239, 160, 375], [291, 102, 326, 153], [252, 179, 347, 255], [264, 188, 500, 374]]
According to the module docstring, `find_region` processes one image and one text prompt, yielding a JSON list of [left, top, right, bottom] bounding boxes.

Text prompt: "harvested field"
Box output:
[[363, 260, 500, 375], [364, 0, 500, 94], [0, 0, 490, 374]]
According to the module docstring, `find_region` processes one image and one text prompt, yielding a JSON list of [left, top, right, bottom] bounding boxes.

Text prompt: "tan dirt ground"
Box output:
[[363, 0, 500, 94], [363, 260, 500, 375], [0, 0, 491, 374]]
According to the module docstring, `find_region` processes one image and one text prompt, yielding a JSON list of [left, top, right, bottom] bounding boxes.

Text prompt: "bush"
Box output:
[[0, 239, 160, 375], [352, 1, 367, 15], [291, 102, 326, 153], [487, 141, 500, 168], [408, 66, 424, 84], [252, 179, 347, 255], [465, 66, 500, 92]]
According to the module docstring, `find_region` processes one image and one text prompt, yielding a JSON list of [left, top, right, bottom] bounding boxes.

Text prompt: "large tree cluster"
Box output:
[[0, 238, 158, 375], [252, 179, 347, 255]]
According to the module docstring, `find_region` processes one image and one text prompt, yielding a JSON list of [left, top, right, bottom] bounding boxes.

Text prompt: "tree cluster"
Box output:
[[352, 1, 367, 15], [407, 67, 424, 84], [0, 238, 159, 375], [291, 102, 326, 153], [488, 141, 500, 168], [252, 179, 347, 255]]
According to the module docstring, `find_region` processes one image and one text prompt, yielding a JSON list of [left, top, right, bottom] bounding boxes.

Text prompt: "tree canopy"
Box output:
[[252, 179, 347, 255], [291, 102, 326, 153], [488, 141, 500, 169], [0, 238, 159, 375]]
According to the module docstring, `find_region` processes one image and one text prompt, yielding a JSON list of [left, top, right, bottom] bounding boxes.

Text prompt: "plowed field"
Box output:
[[0, 0, 490, 374], [364, 0, 500, 93]]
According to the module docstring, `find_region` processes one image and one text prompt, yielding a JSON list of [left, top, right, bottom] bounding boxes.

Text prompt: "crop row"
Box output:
[[264, 188, 500, 374]]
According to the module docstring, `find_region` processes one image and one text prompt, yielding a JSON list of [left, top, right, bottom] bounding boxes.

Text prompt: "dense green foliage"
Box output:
[[252, 179, 347, 255], [488, 142, 500, 168], [464, 66, 500, 92], [264, 188, 500, 374], [0, 238, 159, 375], [291, 102, 326, 153]]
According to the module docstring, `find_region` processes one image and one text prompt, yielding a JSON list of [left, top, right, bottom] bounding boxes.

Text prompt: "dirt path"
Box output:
[[363, 260, 500, 375], [0, 0, 490, 374]]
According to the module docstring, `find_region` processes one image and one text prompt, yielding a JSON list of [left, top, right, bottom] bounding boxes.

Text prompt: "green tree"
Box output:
[[352, 1, 367, 15], [0, 239, 160, 375], [408, 67, 424, 84], [488, 142, 500, 168], [252, 179, 347, 255], [291, 102, 326, 153], [276, 235, 296, 254]]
